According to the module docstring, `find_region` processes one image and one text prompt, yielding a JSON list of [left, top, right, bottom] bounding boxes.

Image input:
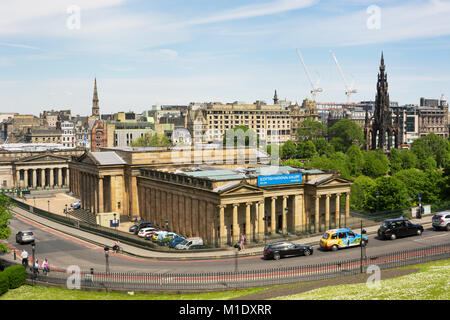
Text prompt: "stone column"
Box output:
[[335, 193, 341, 228], [245, 202, 251, 240], [258, 200, 265, 241], [218, 204, 226, 246], [325, 194, 330, 230], [49, 168, 54, 188], [314, 195, 320, 233], [16, 170, 20, 188], [345, 192, 350, 225], [66, 168, 70, 188], [178, 194, 185, 236], [232, 203, 239, 243], [192, 198, 198, 236], [271, 197, 277, 233], [171, 192, 177, 233], [110, 176, 116, 212], [98, 177, 104, 213], [282, 196, 288, 234], [58, 168, 63, 187], [166, 192, 172, 232], [185, 197, 192, 237], [41, 169, 45, 189], [24, 170, 28, 188], [146, 188, 151, 222], [206, 202, 214, 245], [32, 170, 37, 189]]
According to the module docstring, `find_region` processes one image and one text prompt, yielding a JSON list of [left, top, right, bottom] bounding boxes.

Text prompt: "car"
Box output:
[[187, 245, 208, 250], [377, 218, 423, 240], [16, 230, 35, 244], [432, 212, 450, 231], [320, 228, 368, 251], [158, 232, 178, 246], [70, 201, 81, 210], [263, 241, 313, 260], [129, 221, 153, 233], [133, 222, 154, 235], [137, 227, 156, 238], [169, 236, 186, 248]]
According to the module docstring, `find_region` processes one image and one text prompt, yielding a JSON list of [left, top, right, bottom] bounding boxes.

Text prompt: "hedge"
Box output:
[[3, 265, 27, 289], [0, 272, 8, 295]]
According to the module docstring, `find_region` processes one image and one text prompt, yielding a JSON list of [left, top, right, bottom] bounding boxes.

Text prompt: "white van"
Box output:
[[174, 237, 203, 250]]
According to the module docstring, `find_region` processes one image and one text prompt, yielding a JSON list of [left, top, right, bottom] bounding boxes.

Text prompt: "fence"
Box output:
[[10, 242, 449, 291]]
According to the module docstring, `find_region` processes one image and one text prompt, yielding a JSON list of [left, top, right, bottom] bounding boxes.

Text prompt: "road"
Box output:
[[6, 214, 450, 274]]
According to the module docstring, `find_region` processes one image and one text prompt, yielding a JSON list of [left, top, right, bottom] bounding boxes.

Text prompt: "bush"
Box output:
[[3, 265, 27, 289], [0, 272, 8, 295]]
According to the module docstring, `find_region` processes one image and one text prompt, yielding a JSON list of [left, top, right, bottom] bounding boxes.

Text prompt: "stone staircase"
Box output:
[[70, 208, 97, 225]]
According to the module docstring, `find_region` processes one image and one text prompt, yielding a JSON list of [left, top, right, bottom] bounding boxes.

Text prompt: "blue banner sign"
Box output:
[[257, 173, 302, 186]]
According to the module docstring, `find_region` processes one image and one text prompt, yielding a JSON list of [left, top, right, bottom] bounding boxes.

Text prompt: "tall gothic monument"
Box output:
[[365, 53, 400, 151], [92, 78, 100, 119]]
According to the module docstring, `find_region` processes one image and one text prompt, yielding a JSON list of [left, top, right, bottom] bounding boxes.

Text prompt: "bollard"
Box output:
[[13, 250, 16, 260]]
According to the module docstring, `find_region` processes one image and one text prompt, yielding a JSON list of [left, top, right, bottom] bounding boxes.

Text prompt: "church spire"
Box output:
[[92, 78, 99, 118], [380, 51, 385, 72], [273, 90, 278, 104]]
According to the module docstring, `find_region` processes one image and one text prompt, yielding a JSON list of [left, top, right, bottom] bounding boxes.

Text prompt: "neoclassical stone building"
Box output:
[[69, 146, 352, 246]]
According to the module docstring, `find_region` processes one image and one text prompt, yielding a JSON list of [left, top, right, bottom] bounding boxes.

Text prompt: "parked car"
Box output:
[[137, 227, 156, 238], [129, 221, 153, 233], [70, 201, 81, 210], [16, 230, 35, 244], [188, 245, 208, 250], [263, 241, 313, 260], [175, 237, 204, 250], [133, 222, 154, 234], [320, 228, 368, 251], [432, 212, 450, 231], [169, 236, 186, 248], [377, 218, 423, 240], [158, 232, 178, 246]]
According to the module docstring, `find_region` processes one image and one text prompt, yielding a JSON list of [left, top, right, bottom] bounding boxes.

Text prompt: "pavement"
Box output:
[[6, 204, 435, 261]]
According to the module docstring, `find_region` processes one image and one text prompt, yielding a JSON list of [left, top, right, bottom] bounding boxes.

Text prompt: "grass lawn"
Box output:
[[272, 259, 450, 300]]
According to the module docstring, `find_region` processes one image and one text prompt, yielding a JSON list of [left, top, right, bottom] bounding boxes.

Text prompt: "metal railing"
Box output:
[[11, 242, 449, 291]]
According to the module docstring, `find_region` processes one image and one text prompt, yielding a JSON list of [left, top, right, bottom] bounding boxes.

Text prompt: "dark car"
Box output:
[[169, 236, 186, 248], [377, 218, 423, 240], [132, 221, 153, 234], [263, 241, 313, 260]]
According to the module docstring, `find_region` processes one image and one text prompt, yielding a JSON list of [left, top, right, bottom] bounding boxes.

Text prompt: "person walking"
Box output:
[[240, 234, 245, 251], [32, 259, 39, 279], [21, 250, 29, 267], [41, 258, 49, 275]]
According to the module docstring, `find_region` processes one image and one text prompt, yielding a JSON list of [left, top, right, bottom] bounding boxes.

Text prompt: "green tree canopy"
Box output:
[[366, 176, 409, 212], [411, 133, 450, 168], [0, 195, 12, 252], [362, 149, 390, 178], [223, 126, 260, 147], [130, 132, 171, 147], [347, 145, 364, 178], [328, 118, 365, 152], [296, 120, 326, 142], [281, 140, 296, 160], [296, 141, 317, 159], [350, 175, 376, 211]]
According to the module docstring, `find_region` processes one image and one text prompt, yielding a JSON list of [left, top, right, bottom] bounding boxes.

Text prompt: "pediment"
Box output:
[[219, 182, 262, 195], [75, 152, 98, 165], [316, 176, 353, 187], [17, 153, 68, 163]]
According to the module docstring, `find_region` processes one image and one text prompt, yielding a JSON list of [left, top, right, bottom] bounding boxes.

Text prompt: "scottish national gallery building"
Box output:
[[69, 146, 352, 246]]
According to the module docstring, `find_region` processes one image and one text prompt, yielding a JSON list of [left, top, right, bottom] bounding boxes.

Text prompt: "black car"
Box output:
[[263, 241, 313, 260], [132, 221, 153, 234], [377, 218, 423, 240]]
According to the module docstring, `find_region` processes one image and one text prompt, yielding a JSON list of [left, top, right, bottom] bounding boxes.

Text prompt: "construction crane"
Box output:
[[295, 48, 323, 101], [329, 50, 357, 102]]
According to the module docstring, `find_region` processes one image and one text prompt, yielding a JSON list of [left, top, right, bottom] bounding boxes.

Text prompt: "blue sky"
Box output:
[[0, 0, 449, 116]]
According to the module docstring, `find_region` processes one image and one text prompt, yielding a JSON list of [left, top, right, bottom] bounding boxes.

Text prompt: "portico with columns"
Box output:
[[12, 153, 71, 189]]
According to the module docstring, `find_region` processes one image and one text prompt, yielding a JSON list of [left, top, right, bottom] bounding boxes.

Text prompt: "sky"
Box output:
[[0, 0, 449, 116]]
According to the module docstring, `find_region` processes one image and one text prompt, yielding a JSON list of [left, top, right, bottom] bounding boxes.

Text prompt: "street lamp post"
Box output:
[[360, 220, 367, 273], [104, 246, 110, 274], [113, 213, 118, 238], [65, 204, 68, 220], [262, 216, 268, 245], [165, 220, 169, 231], [47, 200, 50, 213]]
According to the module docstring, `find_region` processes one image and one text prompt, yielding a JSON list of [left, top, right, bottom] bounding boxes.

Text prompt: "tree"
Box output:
[[296, 141, 317, 159], [350, 176, 376, 211], [411, 133, 450, 168], [399, 149, 418, 170], [281, 140, 296, 159], [313, 137, 334, 156], [347, 145, 364, 178], [0, 195, 12, 252], [130, 132, 171, 147], [328, 118, 365, 152], [223, 126, 260, 147], [362, 150, 390, 178], [389, 148, 403, 174], [296, 120, 326, 142], [366, 176, 409, 212]]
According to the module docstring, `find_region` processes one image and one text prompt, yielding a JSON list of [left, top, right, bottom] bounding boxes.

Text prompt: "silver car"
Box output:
[[16, 230, 35, 244], [432, 212, 450, 231]]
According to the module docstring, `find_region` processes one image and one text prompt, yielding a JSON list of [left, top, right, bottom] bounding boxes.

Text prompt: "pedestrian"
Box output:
[[41, 258, 49, 275], [240, 234, 245, 251], [21, 250, 28, 267], [33, 259, 39, 279]]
